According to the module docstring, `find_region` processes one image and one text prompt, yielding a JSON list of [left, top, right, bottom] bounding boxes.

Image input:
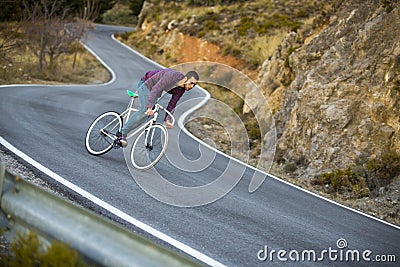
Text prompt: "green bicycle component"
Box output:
[[127, 90, 139, 98]]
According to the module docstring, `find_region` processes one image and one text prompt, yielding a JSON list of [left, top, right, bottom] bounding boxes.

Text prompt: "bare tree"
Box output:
[[81, 0, 101, 22], [0, 24, 22, 63], [21, 0, 86, 72], [70, 0, 101, 69]]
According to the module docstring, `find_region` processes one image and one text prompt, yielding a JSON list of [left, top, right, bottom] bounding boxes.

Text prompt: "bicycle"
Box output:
[[85, 90, 175, 170]]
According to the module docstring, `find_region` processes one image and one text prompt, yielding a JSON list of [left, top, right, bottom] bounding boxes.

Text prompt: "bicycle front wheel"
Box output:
[[85, 111, 122, 155], [130, 123, 168, 170]]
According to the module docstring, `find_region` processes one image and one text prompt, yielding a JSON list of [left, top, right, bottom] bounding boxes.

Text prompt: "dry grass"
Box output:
[[245, 31, 290, 65], [0, 39, 109, 85]]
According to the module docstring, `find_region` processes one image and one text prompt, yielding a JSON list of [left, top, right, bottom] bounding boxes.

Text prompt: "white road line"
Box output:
[[0, 136, 226, 267], [81, 42, 117, 86]]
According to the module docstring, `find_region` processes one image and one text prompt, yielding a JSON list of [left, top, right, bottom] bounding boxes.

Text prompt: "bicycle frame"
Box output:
[[97, 95, 174, 144], [122, 96, 175, 140]]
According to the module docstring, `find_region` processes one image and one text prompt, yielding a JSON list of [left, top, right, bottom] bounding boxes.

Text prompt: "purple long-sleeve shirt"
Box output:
[[141, 69, 186, 119]]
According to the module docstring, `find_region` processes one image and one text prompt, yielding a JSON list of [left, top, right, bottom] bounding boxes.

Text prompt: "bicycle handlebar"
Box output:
[[155, 104, 175, 126]]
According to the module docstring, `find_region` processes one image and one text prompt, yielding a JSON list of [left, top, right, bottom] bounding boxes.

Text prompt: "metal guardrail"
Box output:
[[0, 162, 203, 267]]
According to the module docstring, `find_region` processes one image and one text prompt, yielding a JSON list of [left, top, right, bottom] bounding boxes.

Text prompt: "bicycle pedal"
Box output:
[[113, 139, 127, 149], [120, 139, 128, 147], [112, 140, 121, 149]]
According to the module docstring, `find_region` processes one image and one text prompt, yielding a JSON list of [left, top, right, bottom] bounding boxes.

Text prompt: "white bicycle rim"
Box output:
[[130, 124, 168, 170], [85, 111, 122, 155]]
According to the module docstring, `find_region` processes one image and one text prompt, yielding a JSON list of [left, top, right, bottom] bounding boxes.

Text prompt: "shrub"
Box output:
[[242, 112, 261, 143], [236, 17, 256, 37], [366, 151, 400, 196], [381, 0, 394, 12], [284, 162, 297, 173], [314, 151, 400, 198], [315, 168, 370, 198], [295, 8, 309, 18], [1, 231, 88, 266], [203, 19, 221, 31], [222, 44, 242, 58], [393, 79, 400, 92], [198, 31, 206, 38], [102, 4, 136, 26]]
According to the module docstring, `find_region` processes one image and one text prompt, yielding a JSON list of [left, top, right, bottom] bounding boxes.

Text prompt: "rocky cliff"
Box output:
[[253, 0, 400, 177]]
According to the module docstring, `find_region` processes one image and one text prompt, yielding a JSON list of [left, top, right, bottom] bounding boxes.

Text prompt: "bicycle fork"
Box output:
[[144, 126, 156, 151], [143, 106, 160, 150]]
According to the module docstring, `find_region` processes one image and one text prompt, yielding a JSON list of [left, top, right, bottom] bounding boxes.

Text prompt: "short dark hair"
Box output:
[[185, 71, 199, 81]]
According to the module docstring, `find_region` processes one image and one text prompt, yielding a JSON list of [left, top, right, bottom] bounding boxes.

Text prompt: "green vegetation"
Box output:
[[393, 79, 400, 92], [102, 3, 137, 26], [314, 151, 400, 199], [366, 151, 400, 195], [314, 168, 370, 199], [284, 46, 300, 68], [0, 230, 90, 266], [283, 162, 298, 173], [380, 0, 395, 12], [196, 11, 222, 32]]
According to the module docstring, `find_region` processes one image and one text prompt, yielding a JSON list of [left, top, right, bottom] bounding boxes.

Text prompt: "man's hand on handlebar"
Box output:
[[145, 108, 155, 116], [165, 119, 174, 129]]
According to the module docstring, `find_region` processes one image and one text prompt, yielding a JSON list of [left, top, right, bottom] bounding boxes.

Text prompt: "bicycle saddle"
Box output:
[[127, 90, 139, 98]]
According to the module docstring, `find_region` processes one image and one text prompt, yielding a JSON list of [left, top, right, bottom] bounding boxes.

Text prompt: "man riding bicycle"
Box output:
[[116, 68, 199, 147]]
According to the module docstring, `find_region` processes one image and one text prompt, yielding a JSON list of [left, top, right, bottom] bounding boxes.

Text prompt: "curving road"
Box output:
[[0, 24, 399, 266]]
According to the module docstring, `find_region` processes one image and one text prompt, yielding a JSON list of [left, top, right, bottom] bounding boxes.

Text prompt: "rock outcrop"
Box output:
[[253, 0, 400, 175]]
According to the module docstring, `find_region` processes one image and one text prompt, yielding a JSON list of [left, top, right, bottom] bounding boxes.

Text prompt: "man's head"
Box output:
[[183, 71, 199, 91]]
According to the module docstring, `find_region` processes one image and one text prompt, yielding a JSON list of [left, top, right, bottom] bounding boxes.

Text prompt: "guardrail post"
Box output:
[[0, 162, 5, 200]]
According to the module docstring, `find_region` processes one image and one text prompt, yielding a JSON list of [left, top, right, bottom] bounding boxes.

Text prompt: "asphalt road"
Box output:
[[0, 24, 399, 266]]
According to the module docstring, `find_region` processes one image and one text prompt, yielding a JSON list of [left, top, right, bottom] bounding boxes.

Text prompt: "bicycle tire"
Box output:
[[130, 123, 168, 170], [85, 111, 122, 155]]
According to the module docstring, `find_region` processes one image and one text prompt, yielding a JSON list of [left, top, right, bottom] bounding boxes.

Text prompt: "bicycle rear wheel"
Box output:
[[85, 111, 122, 155], [130, 123, 168, 170]]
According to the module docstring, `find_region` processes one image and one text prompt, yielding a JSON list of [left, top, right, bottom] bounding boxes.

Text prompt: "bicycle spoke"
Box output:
[[85, 111, 122, 155]]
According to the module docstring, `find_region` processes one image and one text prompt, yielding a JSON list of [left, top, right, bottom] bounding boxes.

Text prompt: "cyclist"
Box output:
[[116, 68, 199, 147]]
